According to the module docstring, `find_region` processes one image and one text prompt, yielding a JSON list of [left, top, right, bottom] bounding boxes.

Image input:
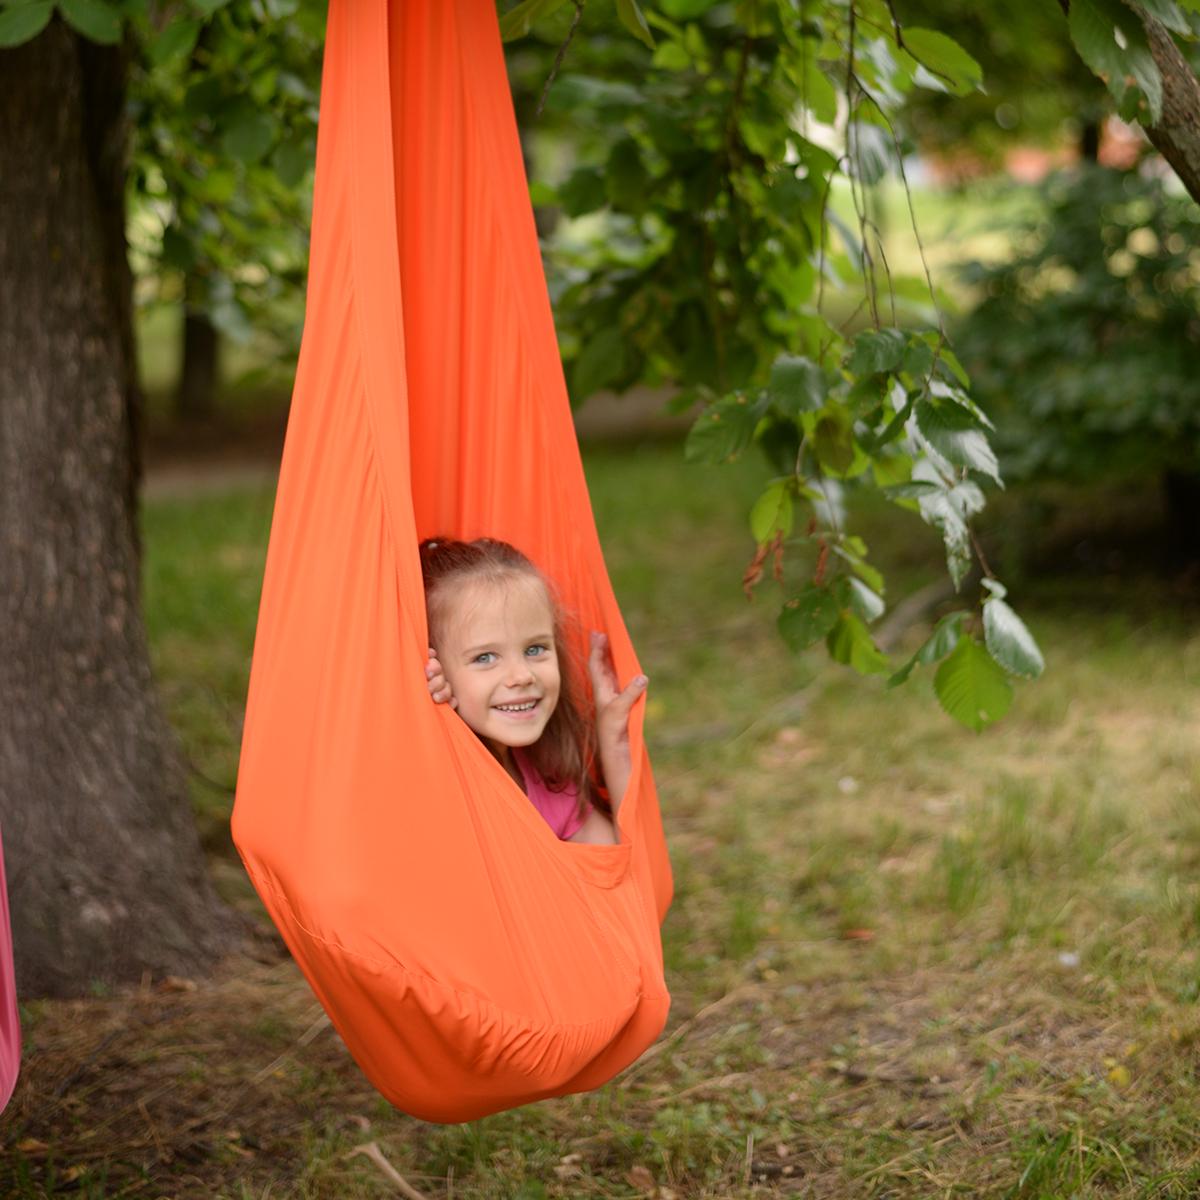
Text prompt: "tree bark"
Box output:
[[0, 21, 238, 997], [1140, 16, 1200, 205], [1060, 0, 1200, 204], [1163, 468, 1200, 563]]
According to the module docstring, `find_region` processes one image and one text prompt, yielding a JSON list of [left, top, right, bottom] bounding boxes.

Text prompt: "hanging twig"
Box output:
[[535, 1, 586, 118]]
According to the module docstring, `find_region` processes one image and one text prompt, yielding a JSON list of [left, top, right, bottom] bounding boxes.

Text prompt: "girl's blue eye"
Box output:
[[525, 644, 549, 657], [473, 652, 496, 665]]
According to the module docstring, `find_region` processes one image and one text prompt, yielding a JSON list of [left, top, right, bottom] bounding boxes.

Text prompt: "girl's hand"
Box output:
[[426, 648, 457, 709], [587, 631, 647, 751]]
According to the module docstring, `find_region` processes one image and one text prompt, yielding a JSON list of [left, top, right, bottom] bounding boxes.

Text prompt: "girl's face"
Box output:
[[434, 574, 562, 761]]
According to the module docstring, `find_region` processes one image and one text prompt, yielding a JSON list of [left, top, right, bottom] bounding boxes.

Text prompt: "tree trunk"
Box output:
[[176, 295, 220, 424], [1163, 468, 1200, 563], [1141, 16, 1200, 206], [0, 22, 238, 997]]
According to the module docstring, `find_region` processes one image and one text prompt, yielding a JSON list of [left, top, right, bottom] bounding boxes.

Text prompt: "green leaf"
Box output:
[[221, 111, 278, 165], [684, 395, 759, 464], [888, 611, 966, 687], [914, 467, 985, 590], [749, 480, 794, 544], [779, 587, 841, 653], [1068, 0, 1162, 123], [58, 0, 123, 44], [606, 139, 648, 210], [0, 2, 52, 46], [194, 168, 236, 203], [842, 576, 884, 624], [899, 28, 983, 96], [871, 453, 913, 488], [983, 598, 1045, 679], [558, 166, 606, 217], [812, 408, 856, 473], [832, 543, 885, 595], [272, 140, 311, 189], [938, 346, 971, 389], [768, 355, 824, 415], [934, 635, 1013, 732], [796, 48, 839, 124], [571, 327, 627, 400], [652, 39, 691, 71], [849, 328, 906, 375], [191, 0, 233, 12], [616, 0, 655, 48], [846, 120, 892, 185], [901, 338, 934, 380], [148, 17, 200, 66], [881, 480, 943, 500], [916, 399, 1002, 484], [827, 613, 890, 676], [1134, 0, 1191, 34], [499, 0, 567, 41]]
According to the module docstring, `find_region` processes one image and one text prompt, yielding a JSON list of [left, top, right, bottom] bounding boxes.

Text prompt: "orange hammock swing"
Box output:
[[231, 0, 672, 1123]]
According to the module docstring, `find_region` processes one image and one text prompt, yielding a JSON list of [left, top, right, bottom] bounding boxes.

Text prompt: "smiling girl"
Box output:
[[420, 538, 647, 845]]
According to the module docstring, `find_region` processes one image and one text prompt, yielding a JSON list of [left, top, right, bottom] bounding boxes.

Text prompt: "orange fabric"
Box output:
[[231, 0, 672, 1122]]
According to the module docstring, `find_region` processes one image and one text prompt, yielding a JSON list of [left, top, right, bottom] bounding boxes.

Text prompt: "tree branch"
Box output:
[[1059, 0, 1200, 205], [1139, 13, 1200, 205]]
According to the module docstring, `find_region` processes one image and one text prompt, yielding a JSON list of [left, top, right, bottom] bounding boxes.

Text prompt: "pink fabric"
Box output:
[[514, 750, 587, 840], [0, 827, 20, 1114]]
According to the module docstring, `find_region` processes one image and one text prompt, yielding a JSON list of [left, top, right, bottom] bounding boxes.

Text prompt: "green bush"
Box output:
[[955, 166, 1200, 488]]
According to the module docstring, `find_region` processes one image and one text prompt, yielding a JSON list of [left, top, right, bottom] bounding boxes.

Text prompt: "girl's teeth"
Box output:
[[497, 701, 535, 712]]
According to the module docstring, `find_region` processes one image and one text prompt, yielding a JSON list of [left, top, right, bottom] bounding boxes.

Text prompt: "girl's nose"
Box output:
[[506, 660, 534, 687]]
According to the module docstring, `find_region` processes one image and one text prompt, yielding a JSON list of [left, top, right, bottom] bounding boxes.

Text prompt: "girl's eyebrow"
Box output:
[[461, 634, 553, 655]]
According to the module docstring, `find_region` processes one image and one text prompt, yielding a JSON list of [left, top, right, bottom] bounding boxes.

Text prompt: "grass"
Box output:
[[5, 441, 1200, 1197]]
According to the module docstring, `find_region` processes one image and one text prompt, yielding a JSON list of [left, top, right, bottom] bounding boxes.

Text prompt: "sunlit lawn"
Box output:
[[6, 441, 1200, 1198]]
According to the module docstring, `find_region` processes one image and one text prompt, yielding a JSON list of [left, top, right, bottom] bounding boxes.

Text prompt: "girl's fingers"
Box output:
[[604, 674, 648, 722], [588, 630, 619, 695]]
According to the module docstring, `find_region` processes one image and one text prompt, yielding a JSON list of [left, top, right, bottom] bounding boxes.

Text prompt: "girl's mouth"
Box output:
[[494, 699, 540, 716]]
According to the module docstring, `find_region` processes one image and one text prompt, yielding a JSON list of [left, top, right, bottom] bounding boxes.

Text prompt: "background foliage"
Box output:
[[957, 165, 1200, 487]]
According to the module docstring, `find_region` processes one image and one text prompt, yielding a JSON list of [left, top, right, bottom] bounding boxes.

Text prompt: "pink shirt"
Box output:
[[513, 750, 586, 840]]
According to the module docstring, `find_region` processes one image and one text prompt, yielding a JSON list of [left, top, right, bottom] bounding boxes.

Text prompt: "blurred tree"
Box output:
[[891, 0, 1105, 164], [957, 165, 1200, 559], [129, 1, 323, 421], [0, 15, 238, 997]]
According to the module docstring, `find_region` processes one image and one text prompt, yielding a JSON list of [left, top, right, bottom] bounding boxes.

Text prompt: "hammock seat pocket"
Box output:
[[231, 0, 672, 1123]]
